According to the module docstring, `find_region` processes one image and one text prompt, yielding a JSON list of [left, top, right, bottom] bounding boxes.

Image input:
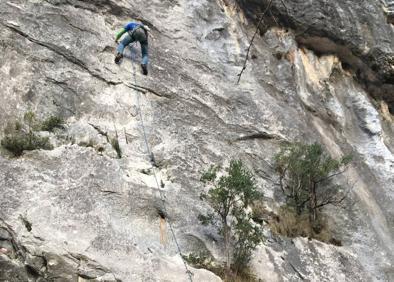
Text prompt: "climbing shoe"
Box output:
[[141, 64, 148, 75], [114, 53, 123, 64]]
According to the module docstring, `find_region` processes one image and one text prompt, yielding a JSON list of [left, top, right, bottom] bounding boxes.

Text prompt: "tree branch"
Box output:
[[315, 191, 348, 209], [315, 167, 348, 184]]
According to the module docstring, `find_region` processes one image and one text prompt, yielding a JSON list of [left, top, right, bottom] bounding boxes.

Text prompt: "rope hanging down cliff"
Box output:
[[237, 0, 307, 84], [129, 43, 194, 282], [237, 0, 273, 84]]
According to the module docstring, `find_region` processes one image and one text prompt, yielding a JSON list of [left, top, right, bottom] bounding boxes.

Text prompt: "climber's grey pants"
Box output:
[[117, 28, 149, 65]]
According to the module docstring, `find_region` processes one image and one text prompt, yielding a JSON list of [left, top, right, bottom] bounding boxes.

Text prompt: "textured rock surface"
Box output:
[[237, 0, 394, 111], [386, 1, 394, 23], [0, 0, 394, 281]]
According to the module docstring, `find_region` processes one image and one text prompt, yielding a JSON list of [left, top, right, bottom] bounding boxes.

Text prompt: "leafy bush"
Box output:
[[232, 211, 262, 275], [199, 160, 264, 278], [41, 116, 64, 132], [197, 213, 214, 226], [1, 113, 54, 157], [182, 252, 224, 277], [1, 130, 52, 157], [200, 165, 220, 183], [182, 252, 215, 269], [183, 250, 258, 282], [275, 142, 351, 225], [24, 111, 37, 130], [183, 252, 212, 268]]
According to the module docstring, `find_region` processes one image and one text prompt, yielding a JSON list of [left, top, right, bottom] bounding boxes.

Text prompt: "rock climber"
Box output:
[[114, 22, 150, 75]]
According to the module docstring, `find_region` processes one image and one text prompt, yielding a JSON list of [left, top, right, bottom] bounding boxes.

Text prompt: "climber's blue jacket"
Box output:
[[115, 22, 145, 41]]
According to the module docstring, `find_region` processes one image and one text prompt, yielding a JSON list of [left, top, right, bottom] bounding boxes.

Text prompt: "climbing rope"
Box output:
[[129, 43, 194, 282]]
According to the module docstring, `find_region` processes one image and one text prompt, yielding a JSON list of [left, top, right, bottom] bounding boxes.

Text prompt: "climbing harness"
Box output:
[[129, 43, 194, 282], [128, 25, 149, 43]]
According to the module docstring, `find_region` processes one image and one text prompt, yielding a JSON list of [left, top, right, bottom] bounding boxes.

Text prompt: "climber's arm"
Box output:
[[115, 28, 126, 43]]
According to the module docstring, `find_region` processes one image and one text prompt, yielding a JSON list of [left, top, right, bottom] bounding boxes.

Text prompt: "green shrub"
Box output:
[[4, 122, 21, 135], [197, 213, 214, 226], [1, 113, 54, 157], [275, 142, 351, 225], [183, 252, 216, 270], [41, 116, 64, 132], [182, 252, 259, 282], [200, 165, 220, 183], [182, 252, 226, 279], [232, 211, 262, 276], [1, 132, 52, 157], [199, 160, 264, 278], [24, 111, 37, 130]]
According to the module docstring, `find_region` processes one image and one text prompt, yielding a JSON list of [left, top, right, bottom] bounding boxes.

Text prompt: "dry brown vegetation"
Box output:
[[269, 207, 342, 246]]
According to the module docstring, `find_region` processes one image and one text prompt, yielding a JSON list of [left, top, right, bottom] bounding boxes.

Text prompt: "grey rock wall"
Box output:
[[0, 0, 393, 281], [236, 0, 394, 112]]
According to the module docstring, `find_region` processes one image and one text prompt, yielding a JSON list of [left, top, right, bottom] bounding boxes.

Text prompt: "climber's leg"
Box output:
[[115, 34, 134, 64], [140, 41, 149, 75]]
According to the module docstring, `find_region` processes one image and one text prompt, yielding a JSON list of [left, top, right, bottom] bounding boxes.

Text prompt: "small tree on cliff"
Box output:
[[199, 160, 264, 276], [275, 142, 352, 226]]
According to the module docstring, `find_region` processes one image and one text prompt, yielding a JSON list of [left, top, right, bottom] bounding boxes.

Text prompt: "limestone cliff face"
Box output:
[[237, 0, 394, 113], [0, 0, 393, 281]]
